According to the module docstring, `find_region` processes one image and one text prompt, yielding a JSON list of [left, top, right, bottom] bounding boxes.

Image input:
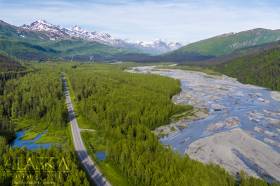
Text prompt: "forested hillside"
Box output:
[[215, 47, 280, 91], [67, 64, 270, 186]]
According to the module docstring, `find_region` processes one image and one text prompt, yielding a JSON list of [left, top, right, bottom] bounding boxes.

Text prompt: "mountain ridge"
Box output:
[[167, 28, 280, 58], [20, 20, 182, 54]]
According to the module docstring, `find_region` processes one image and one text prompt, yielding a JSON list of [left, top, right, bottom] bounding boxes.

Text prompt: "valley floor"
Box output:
[[130, 66, 280, 183]]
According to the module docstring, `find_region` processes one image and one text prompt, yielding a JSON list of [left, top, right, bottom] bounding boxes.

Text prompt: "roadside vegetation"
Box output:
[[1, 67, 68, 141], [0, 63, 90, 185], [67, 63, 272, 186]]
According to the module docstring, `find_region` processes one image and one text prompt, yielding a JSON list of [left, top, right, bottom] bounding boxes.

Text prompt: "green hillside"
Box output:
[[192, 40, 280, 65], [215, 46, 280, 91], [169, 28, 280, 57]]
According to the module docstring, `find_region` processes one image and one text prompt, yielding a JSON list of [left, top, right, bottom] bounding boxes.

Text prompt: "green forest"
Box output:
[[0, 63, 90, 185], [67, 64, 273, 186], [0, 65, 68, 141]]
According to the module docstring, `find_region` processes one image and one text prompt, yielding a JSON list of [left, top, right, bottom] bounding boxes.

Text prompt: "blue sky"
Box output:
[[1, 0, 280, 43]]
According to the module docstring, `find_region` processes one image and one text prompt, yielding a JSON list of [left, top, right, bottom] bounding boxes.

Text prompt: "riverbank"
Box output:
[[154, 108, 208, 137]]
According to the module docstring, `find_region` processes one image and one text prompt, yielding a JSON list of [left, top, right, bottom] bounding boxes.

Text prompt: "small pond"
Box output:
[[11, 130, 52, 150], [95, 151, 106, 161]]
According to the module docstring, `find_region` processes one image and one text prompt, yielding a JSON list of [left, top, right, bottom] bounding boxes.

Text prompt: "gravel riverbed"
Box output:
[[129, 66, 280, 182]]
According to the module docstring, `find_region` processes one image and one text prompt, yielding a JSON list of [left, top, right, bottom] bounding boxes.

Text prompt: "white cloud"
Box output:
[[1, 0, 280, 43]]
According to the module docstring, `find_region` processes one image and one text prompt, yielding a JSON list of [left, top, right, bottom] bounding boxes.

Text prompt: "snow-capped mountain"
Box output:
[[22, 20, 70, 40], [136, 40, 182, 53], [21, 20, 181, 54]]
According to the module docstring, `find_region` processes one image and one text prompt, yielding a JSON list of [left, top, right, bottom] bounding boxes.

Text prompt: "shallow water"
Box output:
[[95, 151, 106, 161], [132, 66, 280, 154], [11, 130, 52, 150]]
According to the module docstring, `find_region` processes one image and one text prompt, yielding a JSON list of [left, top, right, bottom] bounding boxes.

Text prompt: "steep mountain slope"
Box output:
[[168, 28, 280, 58], [214, 45, 280, 91]]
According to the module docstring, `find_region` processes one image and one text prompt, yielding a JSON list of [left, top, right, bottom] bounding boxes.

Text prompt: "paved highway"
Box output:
[[62, 76, 111, 186]]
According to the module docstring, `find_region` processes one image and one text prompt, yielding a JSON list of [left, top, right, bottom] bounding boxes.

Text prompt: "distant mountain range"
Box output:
[[0, 19, 183, 61], [21, 20, 181, 55], [2, 19, 280, 64]]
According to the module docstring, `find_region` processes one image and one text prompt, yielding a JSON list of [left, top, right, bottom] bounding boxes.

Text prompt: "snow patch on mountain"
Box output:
[[21, 20, 182, 54], [136, 40, 182, 52]]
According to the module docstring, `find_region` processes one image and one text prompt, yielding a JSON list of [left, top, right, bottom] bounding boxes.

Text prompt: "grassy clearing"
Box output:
[[76, 115, 95, 129], [11, 117, 68, 144], [36, 129, 68, 144], [20, 131, 38, 140], [97, 162, 129, 186], [12, 117, 47, 139]]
